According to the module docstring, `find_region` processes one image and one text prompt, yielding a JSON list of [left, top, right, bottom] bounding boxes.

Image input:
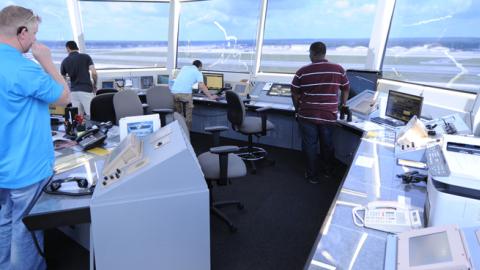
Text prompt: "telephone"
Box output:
[[76, 128, 107, 150], [352, 201, 422, 233]]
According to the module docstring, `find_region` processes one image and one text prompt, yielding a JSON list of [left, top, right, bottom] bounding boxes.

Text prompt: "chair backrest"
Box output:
[[90, 93, 116, 123], [96, 88, 118, 95], [225, 90, 245, 127], [145, 86, 174, 114], [173, 112, 190, 141], [113, 90, 144, 124]]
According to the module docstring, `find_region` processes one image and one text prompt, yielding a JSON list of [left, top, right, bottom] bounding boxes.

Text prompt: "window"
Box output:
[[383, 0, 480, 93], [177, 0, 261, 73], [1, 1, 73, 68], [260, 0, 377, 73], [79, 1, 169, 69]]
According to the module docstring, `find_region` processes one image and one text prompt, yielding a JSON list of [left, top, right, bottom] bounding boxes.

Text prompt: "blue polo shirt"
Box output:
[[0, 43, 63, 189], [171, 65, 203, 94]]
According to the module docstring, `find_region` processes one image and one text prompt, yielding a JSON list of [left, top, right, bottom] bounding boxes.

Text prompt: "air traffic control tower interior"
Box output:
[[4, 1, 480, 270]]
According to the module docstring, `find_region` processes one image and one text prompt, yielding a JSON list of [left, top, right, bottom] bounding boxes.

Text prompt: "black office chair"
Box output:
[[225, 90, 275, 173], [146, 86, 175, 127], [90, 93, 116, 124], [173, 113, 246, 232], [96, 88, 118, 95], [113, 90, 144, 124]]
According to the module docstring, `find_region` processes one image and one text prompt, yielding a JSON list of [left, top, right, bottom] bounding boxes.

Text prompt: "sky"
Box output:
[[1, 0, 479, 41]]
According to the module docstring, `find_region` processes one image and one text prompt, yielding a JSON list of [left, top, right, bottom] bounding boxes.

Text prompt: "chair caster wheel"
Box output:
[[237, 203, 245, 210]]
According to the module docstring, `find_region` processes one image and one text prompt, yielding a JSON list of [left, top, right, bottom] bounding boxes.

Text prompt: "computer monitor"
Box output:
[[267, 83, 291, 97], [102, 81, 114, 89], [203, 72, 224, 91], [346, 69, 382, 99], [385, 90, 423, 123], [157, 74, 169, 85], [140, 76, 154, 89]]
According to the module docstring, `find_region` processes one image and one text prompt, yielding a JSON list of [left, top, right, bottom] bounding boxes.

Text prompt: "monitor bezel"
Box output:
[[385, 90, 423, 123]]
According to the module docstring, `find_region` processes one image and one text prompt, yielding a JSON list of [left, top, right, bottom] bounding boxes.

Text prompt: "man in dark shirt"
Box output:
[[291, 41, 350, 183], [61, 40, 97, 116]]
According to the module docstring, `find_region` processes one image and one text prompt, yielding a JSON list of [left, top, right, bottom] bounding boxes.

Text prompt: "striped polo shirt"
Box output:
[[291, 59, 349, 124]]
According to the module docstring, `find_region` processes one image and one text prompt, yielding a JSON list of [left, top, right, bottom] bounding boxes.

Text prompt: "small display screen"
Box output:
[[140, 76, 154, 89], [102, 81, 114, 89], [127, 121, 154, 137], [203, 73, 224, 90], [267, 83, 291, 97], [409, 232, 453, 266], [157, 74, 169, 84], [385, 90, 423, 123]]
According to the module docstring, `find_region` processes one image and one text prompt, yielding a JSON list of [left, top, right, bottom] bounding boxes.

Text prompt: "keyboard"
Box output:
[[370, 117, 404, 127], [425, 145, 450, 177]]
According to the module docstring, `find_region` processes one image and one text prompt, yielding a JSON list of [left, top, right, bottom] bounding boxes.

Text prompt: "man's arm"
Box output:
[[291, 73, 301, 111], [339, 70, 350, 107], [31, 43, 70, 106], [89, 65, 97, 92], [199, 82, 217, 100]]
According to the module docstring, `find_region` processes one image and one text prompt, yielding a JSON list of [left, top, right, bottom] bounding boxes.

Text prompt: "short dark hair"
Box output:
[[65, 40, 79, 50], [309, 42, 326, 57], [192, 60, 202, 68]]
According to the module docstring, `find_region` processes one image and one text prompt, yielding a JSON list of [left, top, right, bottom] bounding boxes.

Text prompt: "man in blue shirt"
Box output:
[[171, 60, 217, 128], [0, 5, 70, 270]]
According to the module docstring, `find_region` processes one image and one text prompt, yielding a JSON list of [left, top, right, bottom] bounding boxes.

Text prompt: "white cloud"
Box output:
[[335, 0, 350, 9]]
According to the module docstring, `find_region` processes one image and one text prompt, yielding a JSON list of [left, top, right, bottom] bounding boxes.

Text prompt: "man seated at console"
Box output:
[[171, 60, 217, 129]]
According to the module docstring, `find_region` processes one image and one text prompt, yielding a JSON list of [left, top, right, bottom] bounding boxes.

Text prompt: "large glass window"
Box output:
[[178, 0, 261, 73], [0, 1, 73, 68], [383, 0, 480, 93], [260, 0, 377, 73], [79, 1, 169, 69]]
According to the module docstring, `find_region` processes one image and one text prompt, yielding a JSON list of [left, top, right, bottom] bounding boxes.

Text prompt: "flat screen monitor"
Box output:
[[346, 69, 381, 99], [385, 90, 423, 123], [102, 81, 114, 89], [267, 83, 291, 97], [157, 74, 169, 85], [203, 72, 224, 91], [140, 76, 154, 89]]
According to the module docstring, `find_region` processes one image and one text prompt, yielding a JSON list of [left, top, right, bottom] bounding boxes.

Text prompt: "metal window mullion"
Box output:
[[365, 0, 396, 70], [66, 0, 86, 52], [253, 0, 268, 77]]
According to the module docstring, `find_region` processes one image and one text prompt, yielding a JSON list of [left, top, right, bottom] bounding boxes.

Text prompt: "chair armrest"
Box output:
[[255, 106, 271, 112], [152, 108, 174, 114], [209, 145, 239, 154], [204, 126, 229, 133]]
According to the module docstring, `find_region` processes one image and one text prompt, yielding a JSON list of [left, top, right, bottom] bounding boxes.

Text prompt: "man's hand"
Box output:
[[31, 42, 53, 66]]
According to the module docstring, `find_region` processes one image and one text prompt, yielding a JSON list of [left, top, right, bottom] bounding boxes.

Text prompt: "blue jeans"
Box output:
[[0, 178, 48, 270], [298, 119, 335, 178]]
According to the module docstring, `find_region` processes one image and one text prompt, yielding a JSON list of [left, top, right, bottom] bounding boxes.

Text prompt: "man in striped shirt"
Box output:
[[291, 41, 349, 183]]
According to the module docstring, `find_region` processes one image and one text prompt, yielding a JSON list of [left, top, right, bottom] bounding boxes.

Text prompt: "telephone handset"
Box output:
[[76, 128, 107, 150], [352, 201, 422, 233]]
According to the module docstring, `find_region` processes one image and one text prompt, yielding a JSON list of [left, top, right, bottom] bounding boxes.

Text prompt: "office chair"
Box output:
[[174, 113, 246, 232], [96, 88, 118, 95], [113, 90, 144, 124], [90, 93, 116, 124], [146, 86, 175, 127], [225, 90, 275, 174]]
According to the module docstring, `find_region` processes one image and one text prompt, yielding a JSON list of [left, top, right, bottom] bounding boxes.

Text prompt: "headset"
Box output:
[[17, 26, 27, 35], [43, 177, 94, 196]]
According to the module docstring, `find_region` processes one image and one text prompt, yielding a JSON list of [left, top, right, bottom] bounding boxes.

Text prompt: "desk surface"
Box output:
[[304, 121, 427, 270]]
